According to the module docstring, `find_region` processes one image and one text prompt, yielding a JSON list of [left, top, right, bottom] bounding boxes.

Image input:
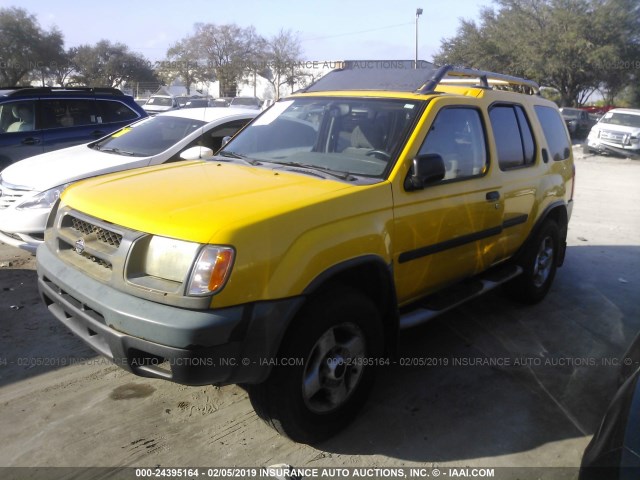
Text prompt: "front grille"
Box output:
[[600, 129, 628, 145], [0, 185, 27, 210], [75, 250, 113, 270], [70, 216, 123, 248]]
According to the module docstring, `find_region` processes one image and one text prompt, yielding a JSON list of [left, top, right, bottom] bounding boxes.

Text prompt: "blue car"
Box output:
[[0, 86, 147, 170]]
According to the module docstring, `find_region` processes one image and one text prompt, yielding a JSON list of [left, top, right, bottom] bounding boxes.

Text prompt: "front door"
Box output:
[[392, 100, 504, 305]]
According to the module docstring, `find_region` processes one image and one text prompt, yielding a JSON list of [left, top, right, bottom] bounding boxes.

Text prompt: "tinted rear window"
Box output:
[[489, 105, 536, 169], [534, 106, 571, 161]]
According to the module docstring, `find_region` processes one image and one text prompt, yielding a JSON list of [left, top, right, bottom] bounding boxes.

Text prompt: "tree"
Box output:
[[72, 40, 158, 89], [590, 0, 640, 105], [435, 0, 640, 106], [264, 29, 306, 100], [192, 23, 266, 97], [48, 47, 78, 87], [29, 27, 66, 86], [0, 7, 66, 85], [160, 37, 208, 95]]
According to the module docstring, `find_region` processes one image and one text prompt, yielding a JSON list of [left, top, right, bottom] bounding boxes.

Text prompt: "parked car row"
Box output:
[[0, 107, 258, 252], [140, 95, 265, 115]]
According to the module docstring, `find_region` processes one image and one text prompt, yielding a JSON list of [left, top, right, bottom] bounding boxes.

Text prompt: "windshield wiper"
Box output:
[[215, 151, 261, 165], [271, 162, 355, 181], [98, 147, 137, 156]]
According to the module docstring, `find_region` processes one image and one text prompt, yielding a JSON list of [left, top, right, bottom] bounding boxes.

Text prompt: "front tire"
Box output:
[[248, 287, 383, 444], [506, 220, 560, 304]]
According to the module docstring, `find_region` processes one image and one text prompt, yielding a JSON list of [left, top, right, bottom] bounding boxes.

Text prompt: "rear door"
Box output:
[[0, 100, 44, 168], [40, 98, 103, 152], [487, 103, 539, 260]]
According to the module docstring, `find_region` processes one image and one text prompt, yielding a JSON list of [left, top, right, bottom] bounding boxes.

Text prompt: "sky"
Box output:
[[3, 0, 494, 63]]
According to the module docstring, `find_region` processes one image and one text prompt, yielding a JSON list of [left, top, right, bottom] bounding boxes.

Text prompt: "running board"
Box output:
[[399, 264, 523, 329]]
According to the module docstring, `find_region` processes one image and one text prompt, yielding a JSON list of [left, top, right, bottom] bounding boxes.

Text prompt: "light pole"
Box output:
[[415, 8, 423, 69]]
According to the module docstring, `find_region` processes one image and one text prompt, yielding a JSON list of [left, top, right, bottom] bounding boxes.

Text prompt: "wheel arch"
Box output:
[[520, 201, 569, 266], [302, 255, 399, 356]]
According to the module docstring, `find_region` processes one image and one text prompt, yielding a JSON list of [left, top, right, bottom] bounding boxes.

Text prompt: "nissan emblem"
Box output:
[[74, 238, 85, 254]]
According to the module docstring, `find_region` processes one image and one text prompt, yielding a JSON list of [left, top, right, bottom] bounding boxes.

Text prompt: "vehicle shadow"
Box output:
[[0, 268, 98, 388], [320, 244, 640, 462]]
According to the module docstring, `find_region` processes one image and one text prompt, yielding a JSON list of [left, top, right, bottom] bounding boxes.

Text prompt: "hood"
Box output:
[[61, 161, 356, 244], [0, 144, 150, 192]]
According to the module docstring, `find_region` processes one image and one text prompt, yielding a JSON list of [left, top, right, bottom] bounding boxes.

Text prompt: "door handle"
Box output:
[[91, 130, 106, 137], [21, 137, 40, 145], [486, 191, 500, 201]]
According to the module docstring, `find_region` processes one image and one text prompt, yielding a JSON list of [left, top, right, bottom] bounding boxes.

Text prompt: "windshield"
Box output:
[[599, 112, 640, 128], [92, 116, 206, 157], [147, 97, 173, 106], [561, 109, 581, 119], [231, 97, 258, 106], [220, 97, 423, 179]]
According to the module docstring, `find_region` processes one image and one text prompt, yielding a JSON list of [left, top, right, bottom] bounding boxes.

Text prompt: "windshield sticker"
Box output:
[[404, 104, 415, 109], [110, 127, 132, 138], [252, 100, 294, 126]]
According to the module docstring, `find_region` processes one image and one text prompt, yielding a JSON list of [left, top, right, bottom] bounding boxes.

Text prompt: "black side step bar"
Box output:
[[399, 264, 523, 329]]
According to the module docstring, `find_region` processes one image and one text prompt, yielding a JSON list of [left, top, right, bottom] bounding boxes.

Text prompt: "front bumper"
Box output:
[[0, 230, 43, 253], [586, 139, 640, 158], [37, 243, 303, 385], [0, 207, 49, 252]]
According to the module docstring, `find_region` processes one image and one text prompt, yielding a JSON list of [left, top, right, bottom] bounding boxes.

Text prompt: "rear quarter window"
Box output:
[[534, 105, 571, 161]]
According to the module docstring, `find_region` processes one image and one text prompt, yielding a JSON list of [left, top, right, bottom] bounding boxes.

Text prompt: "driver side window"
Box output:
[[418, 107, 487, 182]]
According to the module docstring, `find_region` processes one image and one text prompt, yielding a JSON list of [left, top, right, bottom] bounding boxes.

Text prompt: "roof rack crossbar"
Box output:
[[0, 86, 125, 96], [418, 65, 539, 94]]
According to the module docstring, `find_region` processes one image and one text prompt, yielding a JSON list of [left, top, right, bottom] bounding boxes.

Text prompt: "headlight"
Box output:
[[186, 245, 235, 296], [127, 236, 234, 297], [17, 184, 71, 210], [143, 236, 201, 282]]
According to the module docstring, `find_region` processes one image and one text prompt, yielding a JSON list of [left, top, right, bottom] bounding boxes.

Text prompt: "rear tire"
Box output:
[[248, 286, 383, 444], [506, 220, 560, 304]]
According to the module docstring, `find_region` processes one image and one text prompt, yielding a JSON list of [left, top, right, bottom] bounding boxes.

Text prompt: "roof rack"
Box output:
[[0, 86, 125, 96], [420, 65, 539, 95], [301, 62, 539, 95]]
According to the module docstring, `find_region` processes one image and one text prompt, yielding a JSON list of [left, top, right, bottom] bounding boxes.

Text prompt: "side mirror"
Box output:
[[180, 146, 214, 161], [404, 153, 445, 191]]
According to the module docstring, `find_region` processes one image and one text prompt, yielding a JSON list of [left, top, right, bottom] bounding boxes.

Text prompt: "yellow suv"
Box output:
[[37, 63, 575, 444]]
